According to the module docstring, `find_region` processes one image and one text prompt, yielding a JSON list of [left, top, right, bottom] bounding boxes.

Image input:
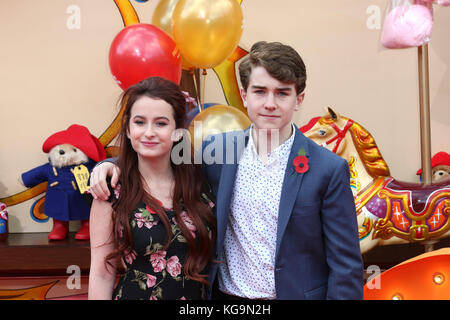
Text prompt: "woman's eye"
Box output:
[[318, 130, 326, 136], [134, 120, 144, 125], [156, 121, 168, 126]]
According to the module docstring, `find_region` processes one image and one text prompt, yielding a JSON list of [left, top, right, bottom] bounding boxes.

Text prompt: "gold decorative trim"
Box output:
[[374, 190, 450, 242]]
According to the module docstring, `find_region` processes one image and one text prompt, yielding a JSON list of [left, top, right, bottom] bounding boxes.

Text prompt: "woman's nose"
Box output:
[[144, 125, 155, 137]]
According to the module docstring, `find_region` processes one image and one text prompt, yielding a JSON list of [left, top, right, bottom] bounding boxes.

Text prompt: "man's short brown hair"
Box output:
[[239, 41, 307, 95]]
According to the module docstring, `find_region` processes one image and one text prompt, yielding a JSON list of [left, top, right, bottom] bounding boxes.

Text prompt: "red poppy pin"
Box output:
[[293, 147, 309, 174]]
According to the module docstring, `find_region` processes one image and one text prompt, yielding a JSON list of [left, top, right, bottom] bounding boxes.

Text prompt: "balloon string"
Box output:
[[191, 70, 202, 113], [201, 69, 207, 113]]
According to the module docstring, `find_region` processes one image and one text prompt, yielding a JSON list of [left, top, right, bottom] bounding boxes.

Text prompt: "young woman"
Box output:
[[88, 77, 216, 300]]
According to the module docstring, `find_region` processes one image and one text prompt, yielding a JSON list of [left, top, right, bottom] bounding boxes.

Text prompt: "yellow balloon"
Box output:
[[152, 0, 196, 71], [172, 0, 243, 69], [152, 0, 178, 34], [188, 105, 251, 149]]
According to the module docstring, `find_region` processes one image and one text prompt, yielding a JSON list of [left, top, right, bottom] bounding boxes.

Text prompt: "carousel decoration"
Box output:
[[302, 109, 450, 254], [364, 248, 450, 300]]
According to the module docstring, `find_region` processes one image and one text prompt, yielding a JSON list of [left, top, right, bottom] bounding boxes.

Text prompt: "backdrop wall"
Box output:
[[0, 0, 449, 232]]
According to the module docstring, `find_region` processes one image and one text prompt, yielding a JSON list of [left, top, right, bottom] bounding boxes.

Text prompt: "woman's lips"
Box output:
[[141, 141, 158, 147]]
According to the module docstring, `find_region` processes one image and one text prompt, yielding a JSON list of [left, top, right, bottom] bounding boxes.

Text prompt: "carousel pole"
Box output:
[[417, 44, 436, 252], [418, 44, 432, 184]]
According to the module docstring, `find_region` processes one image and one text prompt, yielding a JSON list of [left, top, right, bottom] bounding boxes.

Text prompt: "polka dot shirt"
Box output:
[[218, 124, 296, 299]]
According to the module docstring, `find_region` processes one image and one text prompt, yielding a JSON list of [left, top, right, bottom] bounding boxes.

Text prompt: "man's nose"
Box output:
[[264, 93, 276, 109]]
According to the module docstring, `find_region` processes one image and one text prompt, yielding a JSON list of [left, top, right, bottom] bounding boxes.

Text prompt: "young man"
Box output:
[[89, 41, 364, 300]]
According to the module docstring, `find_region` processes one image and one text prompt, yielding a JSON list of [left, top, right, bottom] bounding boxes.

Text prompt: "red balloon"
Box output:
[[109, 24, 182, 90]]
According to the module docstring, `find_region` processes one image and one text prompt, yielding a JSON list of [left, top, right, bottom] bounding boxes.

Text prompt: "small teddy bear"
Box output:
[[21, 124, 106, 240], [416, 151, 450, 182]]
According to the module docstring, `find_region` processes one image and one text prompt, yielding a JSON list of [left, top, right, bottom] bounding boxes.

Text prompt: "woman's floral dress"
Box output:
[[108, 183, 214, 300]]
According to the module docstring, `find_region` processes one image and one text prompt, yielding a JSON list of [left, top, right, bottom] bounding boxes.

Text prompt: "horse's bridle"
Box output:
[[323, 119, 354, 153]]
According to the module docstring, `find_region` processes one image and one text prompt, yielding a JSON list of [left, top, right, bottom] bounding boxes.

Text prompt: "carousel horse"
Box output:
[[301, 108, 450, 254]]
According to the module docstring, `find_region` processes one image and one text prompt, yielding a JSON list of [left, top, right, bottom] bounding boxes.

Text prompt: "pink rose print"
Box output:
[[173, 211, 197, 239], [150, 251, 167, 273], [124, 249, 136, 265], [135, 212, 158, 229], [179, 296, 186, 300], [113, 183, 121, 199], [146, 274, 157, 288], [166, 255, 182, 277], [150, 296, 158, 300]]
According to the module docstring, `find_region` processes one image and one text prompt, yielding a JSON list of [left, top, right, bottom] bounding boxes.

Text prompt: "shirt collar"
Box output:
[[248, 123, 296, 165]]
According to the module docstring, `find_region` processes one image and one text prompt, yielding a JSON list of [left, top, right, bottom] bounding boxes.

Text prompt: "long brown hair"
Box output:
[[106, 77, 216, 284]]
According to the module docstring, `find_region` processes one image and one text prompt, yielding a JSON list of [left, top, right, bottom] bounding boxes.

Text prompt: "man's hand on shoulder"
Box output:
[[89, 162, 120, 200]]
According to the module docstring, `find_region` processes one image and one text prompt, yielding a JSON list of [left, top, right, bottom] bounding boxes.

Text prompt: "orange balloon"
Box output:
[[188, 105, 251, 148], [172, 0, 243, 69]]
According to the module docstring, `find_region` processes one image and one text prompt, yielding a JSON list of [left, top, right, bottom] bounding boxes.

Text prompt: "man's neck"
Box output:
[[251, 123, 293, 158]]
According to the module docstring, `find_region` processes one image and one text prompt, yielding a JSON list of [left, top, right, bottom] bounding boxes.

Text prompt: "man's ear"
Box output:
[[295, 92, 305, 111], [240, 88, 247, 108]]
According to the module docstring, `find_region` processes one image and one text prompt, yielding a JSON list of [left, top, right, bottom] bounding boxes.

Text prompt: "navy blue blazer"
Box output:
[[201, 124, 364, 300]]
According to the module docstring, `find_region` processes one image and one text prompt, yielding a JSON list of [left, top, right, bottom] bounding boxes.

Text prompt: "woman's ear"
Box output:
[[171, 128, 185, 142]]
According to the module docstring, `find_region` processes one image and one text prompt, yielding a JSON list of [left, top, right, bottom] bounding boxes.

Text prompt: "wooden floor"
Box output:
[[0, 233, 90, 276], [0, 231, 449, 277]]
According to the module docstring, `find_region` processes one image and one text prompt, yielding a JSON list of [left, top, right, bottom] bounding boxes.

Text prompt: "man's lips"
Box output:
[[260, 114, 280, 118]]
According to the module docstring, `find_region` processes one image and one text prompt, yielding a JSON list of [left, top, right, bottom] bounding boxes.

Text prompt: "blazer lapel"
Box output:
[[216, 128, 250, 255], [275, 125, 309, 260]]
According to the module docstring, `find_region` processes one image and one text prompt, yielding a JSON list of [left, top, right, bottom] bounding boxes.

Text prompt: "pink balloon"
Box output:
[[109, 24, 182, 90], [381, 4, 433, 49]]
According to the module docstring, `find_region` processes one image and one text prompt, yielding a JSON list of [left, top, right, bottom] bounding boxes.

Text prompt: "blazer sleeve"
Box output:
[[321, 158, 364, 300], [90, 157, 119, 175]]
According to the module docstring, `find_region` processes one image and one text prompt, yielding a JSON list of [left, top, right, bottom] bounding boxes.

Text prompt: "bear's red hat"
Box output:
[[416, 151, 450, 175], [42, 124, 106, 162]]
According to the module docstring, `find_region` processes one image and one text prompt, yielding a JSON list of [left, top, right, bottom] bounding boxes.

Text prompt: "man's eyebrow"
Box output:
[[250, 85, 267, 90], [276, 87, 293, 91], [250, 85, 293, 91]]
